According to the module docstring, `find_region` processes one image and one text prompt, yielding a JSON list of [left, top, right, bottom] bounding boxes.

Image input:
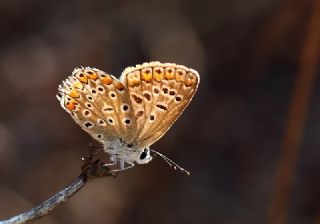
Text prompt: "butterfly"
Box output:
[[57, 62, 199, 174]]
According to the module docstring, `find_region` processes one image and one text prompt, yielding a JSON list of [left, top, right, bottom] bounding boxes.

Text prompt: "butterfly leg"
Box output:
[[101, 155, 117, 167], [112, 160, 135, 172]]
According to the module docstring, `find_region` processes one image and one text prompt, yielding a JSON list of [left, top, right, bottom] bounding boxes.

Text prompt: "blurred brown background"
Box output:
[[0, 0, 320, 223]]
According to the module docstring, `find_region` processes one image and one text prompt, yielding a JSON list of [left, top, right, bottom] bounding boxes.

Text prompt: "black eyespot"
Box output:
[[108, 118, 114, 124], [83, 110, 91, 116], [143, 93, 151, 101], [132, 95, 143, 104], [150, 115, 155, 121], [103, 107, 113, 112], [153, 88, 160, 94], [84, 122, 93, 128], [162, 88, 168, 94], [140, 151, 147, 160], [137, 111, 144, 117], [91, 89, 97, 94], [98, 119, 106, 125], [123, 105, 129, 111], [156, 104, 168, 111], [124, 119, 131, 124], [169, 90, 176, 96], [98, 87, 104, 92]]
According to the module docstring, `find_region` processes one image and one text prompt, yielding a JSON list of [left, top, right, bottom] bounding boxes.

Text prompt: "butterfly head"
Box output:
[[136, 147, 153, 164], [104, 141, 153, 165]]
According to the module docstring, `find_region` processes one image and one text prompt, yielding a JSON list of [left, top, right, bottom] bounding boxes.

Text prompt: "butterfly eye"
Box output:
[[139, 150, 148, 160]]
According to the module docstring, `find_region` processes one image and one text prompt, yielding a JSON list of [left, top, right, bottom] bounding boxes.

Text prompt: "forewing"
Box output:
[[57, 67, 137, 143], [120, 62, 199, 149]]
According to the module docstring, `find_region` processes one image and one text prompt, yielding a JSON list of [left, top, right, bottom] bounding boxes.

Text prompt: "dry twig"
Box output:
[[0, 150, 117, 224]]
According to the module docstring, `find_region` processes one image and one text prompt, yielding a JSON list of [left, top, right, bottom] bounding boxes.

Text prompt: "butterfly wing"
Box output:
[[57, 67, 137, 143], [120, 62, 199, 149]]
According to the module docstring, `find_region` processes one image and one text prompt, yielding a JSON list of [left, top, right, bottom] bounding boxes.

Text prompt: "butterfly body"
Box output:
[[57, 62, 199, 172], [104, 139, 152, 168]]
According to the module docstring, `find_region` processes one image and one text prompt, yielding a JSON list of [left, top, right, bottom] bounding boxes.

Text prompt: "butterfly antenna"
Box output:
[[150, 150, 190, 175]]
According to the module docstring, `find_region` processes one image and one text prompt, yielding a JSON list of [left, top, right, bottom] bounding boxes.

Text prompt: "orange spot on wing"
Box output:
[[141, 68, 153, 82], [184, 79, 194, 87], [127, 71, 141, 87], [184, 72, 197, 87], [69, 90, 80, 98], [115, 82, 125, 91], [165, 67, 175, 80], [153, 67, 164, 82], [76, 73, 88, 84], [101, 75, 113, 85], [175, 69, 186, 82], [65, 102, 76, 110], [127, 79, 135, 87], [86, 71, 98, 80]]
